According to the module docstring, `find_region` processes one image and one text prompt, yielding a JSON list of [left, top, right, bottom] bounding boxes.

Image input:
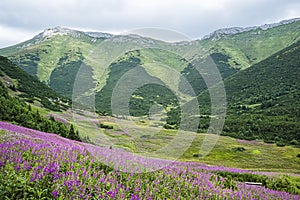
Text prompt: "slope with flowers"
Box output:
[[1, 121, 300, 199]]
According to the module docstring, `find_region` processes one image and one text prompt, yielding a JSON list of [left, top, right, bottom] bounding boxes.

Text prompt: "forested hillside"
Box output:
[[0, 56, 81, 141], [0, 56, 69, 111], [0, 80, 81, 141], [194, 40, 300, 144], [223, 40, 300, 144]]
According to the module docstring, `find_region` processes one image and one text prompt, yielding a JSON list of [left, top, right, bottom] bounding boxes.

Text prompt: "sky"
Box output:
[[0, 0, 299, 47]]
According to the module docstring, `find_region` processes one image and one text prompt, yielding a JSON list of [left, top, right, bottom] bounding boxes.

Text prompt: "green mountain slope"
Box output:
[[195, 40, 300, 144], [223, 40, 300, 144], [0, 56, 69, 111], [1, 34, 101, 84], [0, 69, 81, 141], [199, 19, 300, 69], [0, 19, 298, 97], [95, 53, 180, 118]]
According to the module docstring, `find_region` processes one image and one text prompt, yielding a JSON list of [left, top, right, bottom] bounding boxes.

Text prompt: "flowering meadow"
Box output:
[[0, 121, 300, 199]]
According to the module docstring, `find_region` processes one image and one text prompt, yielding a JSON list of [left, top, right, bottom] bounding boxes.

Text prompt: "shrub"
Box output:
[[98, 123, 113, 129], [232, 147, 246, 152], [276, 141, 286, 147], [290, 139, 299, 146]]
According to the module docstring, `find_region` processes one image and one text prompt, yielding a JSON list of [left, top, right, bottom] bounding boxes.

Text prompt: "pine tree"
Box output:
[[68, 124, 76, 140]]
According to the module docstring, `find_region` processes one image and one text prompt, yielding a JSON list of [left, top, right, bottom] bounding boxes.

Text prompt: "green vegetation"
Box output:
[[200, 19, 300, 69], [214, 171, 300, 195], [222, 40, 300, 144], [180, 53, 239, 96], [0, 56, 69, 111], [130, 83, 179, 117], [0, 74, 81, 141], [97, 123, 114, 129], [180, 134, 300, 172], [95, 54, 141, 115], [50, 59, 95, 98], [8, 51, 40, 76], [167, 40, 300, 144]]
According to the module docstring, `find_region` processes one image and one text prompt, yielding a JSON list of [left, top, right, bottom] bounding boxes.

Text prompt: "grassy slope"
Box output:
[[183, 134, 300, 173], [0, 20, 298, 96], [58, 108, 300, 173], [199, 20, 300, 69], [5, 35, 100, 84]]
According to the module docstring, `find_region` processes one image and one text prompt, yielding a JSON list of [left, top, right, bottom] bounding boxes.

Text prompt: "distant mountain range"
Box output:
[[0, 18, 299, 144]]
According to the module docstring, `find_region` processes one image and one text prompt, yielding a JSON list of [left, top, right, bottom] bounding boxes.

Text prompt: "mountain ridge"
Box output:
[[202, 18, 300, 40], [25, 17, 300, 44], [1, 17, 299, 53]]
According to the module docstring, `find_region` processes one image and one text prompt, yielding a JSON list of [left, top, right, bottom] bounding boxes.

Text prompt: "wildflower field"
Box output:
[[0, 121, 299, 199]]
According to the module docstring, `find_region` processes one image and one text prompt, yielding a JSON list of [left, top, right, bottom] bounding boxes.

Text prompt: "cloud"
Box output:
[[0, 25, 36, 47], [0, 0, 299, 47]]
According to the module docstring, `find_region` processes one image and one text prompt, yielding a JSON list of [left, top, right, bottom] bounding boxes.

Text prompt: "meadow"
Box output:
[[64, 110, 300, 173], [1, 121, 300, 199]]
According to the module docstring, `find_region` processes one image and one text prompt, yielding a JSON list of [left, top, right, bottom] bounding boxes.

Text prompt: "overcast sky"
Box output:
[[0, 0, 299, 47]]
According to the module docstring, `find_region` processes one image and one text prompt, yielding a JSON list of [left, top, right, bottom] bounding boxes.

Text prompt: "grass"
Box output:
[[140, 48, 187, 72], [182, 134, 300, 173], [55, 109, 300, 173]]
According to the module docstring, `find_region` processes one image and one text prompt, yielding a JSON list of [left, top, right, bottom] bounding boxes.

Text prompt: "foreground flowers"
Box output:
[[0, 121, 299, 199]]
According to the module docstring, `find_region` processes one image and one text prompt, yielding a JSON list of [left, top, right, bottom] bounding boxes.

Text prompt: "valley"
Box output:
[[48, 108, 300, 173], [0, 18, 300, 199]]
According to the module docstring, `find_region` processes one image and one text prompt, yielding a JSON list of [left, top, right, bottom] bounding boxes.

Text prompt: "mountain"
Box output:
[[0, 18, 299, 86], [0, 18, 299, 144], [199, 18, 300, 69], [202, 18, 300, 40], [0, 26, 112, 56]]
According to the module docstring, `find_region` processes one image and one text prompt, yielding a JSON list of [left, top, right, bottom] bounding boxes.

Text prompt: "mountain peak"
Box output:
[[202, 18, 300, 40], [40, 26, 81, 38], [32, 26, 84, 43], [16, 26, 113, 48], [34, 26, 113, 40]]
